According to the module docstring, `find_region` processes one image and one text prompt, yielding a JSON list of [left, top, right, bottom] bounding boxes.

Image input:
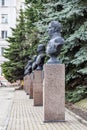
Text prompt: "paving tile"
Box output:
[[0, 87, 14, 130], [7, 90, 87, 130]]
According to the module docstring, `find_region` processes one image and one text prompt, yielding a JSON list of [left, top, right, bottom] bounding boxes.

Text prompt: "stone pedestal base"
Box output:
[[26, 75, 29, 95], [33, 70, 43, 106], [26, 75, 31, 95], [24, 75, 28, 93], [24, 76, 26, 91], [43, 64, 65, 122], [29, 73, 33, 99]]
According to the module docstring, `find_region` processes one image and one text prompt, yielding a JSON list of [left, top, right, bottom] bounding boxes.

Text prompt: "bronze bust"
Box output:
[[32, 55, 37, 71], [27, 60, 33, 74], [46, 21, 64, 64], [36, 44, 46, 70], [24, 66, 28, 76], [24, 60, 32, 75]]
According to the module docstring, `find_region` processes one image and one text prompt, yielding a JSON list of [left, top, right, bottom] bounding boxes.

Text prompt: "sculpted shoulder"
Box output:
[[54, 36, 64, 45]]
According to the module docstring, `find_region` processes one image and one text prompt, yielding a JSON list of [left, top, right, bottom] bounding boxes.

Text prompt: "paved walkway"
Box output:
[[6, 90, 87, 130], [0, 87, 14, 130]]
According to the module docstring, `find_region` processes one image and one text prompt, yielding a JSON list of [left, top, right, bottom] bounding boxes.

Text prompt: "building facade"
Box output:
[[0, 0, 24, 84]]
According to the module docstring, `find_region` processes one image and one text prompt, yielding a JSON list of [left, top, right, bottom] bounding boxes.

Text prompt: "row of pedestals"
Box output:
[[24, 64, 65, 122]]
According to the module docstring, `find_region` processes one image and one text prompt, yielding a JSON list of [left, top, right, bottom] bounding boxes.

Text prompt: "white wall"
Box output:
[[0, 6, 16, 38], [0, 0, 24, 76]]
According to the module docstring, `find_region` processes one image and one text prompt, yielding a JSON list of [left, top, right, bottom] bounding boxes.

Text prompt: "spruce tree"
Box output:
[[2, 9, 29, 82], [24, 0, 47, 56], [35, 0, 87, 102]]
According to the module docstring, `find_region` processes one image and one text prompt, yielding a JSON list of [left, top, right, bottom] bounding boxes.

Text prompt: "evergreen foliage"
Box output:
[[34, 0, 87, 102], [24, 0, 46, 56], [1, 0, 87, 102], [66, 86, 87, 103]]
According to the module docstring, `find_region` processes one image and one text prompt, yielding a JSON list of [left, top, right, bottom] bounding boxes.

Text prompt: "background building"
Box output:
[[0, 0, 25, 85]]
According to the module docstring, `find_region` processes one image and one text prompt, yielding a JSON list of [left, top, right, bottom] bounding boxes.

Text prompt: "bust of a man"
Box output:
[[24, 66, 28, 76], [27, 60, 33, 74], [36, 44, 46, 70], [46, 20, 64, 64], [24, 60, 31, 75], [32, 55, 37, 71]]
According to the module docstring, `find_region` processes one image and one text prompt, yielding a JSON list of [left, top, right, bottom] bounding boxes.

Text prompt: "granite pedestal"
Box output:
[[24, 76, 26, 91], [43, 64, 65, 122], [29, 73, 33, 99], [33, 70, 43, 106], [26, 75, 30, 95], [24, 75, 27, 93], [26, 75, 29, 95]]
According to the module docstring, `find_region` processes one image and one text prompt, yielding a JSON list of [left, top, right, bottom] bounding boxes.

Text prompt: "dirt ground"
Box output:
[[66, 102, 87, 121]]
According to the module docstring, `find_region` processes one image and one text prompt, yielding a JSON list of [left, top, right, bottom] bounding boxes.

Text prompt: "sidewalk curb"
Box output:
[[3, 89, 15, 130], [66, 108, 87, 126]]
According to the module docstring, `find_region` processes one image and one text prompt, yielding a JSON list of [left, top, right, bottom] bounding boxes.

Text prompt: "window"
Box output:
[[1, 31, 7, 39], [1, 14, 8, 23], [1, 0, 5, 6]]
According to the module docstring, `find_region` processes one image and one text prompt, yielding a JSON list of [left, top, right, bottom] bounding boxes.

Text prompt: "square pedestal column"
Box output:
[[26, 75, 29, 95], [29, 73, 33, 99], [26, 75, 31, 95], [43, 64, 65, 122], [33, 70, 43, 106], [24, 75, 27, 93], [24, 76, 26, 91]]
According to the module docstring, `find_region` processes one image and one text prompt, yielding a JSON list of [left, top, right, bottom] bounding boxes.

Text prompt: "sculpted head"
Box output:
[[47, 21, 62, 37], [37, 44, 45, 54], [35, 44, 46, 70], [46, 20, 64, 64]]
